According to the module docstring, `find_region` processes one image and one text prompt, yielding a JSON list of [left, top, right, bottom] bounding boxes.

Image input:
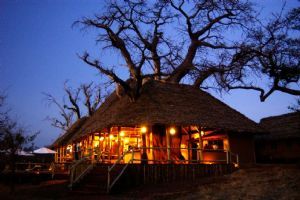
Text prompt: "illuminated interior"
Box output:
[[56, 125, 230, 164]]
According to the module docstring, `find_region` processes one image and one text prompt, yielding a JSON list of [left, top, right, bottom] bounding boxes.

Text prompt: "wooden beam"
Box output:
[[198, 126, 204, 163], [141, 126, 148, 164], [166, 126, 171, 163], [117, 126, 121, 160], [188, 126, 191, 164]]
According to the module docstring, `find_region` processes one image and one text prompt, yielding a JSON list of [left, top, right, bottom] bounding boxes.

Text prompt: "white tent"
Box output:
[[33, 147, 57, 154]]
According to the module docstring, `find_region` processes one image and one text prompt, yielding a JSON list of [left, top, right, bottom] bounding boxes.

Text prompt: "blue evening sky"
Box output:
[[0, 0, 299, 147]]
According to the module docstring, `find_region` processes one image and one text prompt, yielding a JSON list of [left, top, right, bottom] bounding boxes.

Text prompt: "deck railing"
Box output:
[[106, 146, 239, 193], [107, 147, 134, 193], [134, 146, 239, 165], [68, 157, 93, 189]]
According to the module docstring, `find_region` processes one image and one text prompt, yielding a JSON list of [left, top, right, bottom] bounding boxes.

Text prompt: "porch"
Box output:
[[55, 125, 240, 166], [63, 144, 239, 193]]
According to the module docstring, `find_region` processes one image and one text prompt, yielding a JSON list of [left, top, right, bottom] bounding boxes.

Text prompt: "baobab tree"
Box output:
[[44, 81, 103, 131], [77, 0, 299, 102], [224, 4, 300, 101]]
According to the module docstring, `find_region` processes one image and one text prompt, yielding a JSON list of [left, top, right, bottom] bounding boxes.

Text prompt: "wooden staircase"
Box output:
[[71, 164, 129, 194]]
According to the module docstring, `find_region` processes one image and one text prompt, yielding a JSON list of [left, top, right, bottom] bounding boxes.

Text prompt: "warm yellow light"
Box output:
[[94, 136, 100, 141], [109, 134, 114, 140], [170, 127, 176, 135], [67, 145, 72, 153], [99, 136, 104, 141], [120, 131, 125, 137], [141, 126, 147, 134], [124, 138, 129, 144], [201, 131, 205, 136], [94, 141, 99, 147]]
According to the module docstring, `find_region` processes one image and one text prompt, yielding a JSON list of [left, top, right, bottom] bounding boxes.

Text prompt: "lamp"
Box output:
[[200, 131, 204, 136], [120, 131, 125, 137], [141, 126, 147, 134], [170, 127, 176, 135]]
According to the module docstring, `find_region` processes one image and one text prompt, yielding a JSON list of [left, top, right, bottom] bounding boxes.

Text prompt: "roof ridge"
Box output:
[[260, 112, 300, 123]]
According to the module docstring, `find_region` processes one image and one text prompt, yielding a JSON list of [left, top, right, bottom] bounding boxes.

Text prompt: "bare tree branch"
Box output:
[[43, 92, 73, 131], [64, 81, 81, 119]]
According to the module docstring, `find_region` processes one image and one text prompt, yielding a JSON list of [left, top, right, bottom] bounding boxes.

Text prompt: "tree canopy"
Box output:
[[0, 93, 38, 193], [76, 0, 299, 102]]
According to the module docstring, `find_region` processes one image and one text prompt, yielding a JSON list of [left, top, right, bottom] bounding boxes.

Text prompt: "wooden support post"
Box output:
[[226, 151, 229, 164], [198, 127, 204, 163], [117, 126, 121, 161], [141, 126, 148, 165], [108, 127, 111, 162], [59, 147, 63, 162], [188, 126, 191, 164], [91, 134, 94, 162], [166, 126, 171, 163]]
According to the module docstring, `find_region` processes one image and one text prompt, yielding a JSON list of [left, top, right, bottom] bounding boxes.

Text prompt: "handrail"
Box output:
[[138, 146, 236, 164], [107, 147, 134, 193], [69, 157, 94, 189], [70, 157, 87, 170]]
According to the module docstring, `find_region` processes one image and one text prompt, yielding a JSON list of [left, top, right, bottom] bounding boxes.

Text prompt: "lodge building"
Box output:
[[52, 80, 262, 165], [51, 80, 263, 192]]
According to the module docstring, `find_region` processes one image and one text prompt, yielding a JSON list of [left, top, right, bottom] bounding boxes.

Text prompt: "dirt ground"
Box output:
[[1, 165, 299, 200]]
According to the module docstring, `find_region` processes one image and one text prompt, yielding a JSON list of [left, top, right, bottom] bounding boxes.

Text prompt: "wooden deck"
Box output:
[[72, 163, 237, 194]]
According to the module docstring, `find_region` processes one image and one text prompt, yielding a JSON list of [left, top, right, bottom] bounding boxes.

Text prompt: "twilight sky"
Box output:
[[0, 0, 299, 147]]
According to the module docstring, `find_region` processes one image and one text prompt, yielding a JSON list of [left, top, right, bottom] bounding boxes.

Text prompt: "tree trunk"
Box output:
[[152, 125, 167, 163], [170, 126, 184, 162]]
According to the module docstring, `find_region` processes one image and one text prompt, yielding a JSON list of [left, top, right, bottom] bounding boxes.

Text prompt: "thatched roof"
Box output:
[[71, 80, 262, 142], [51, 117, 89, 148], [259, 112, 300, 139]]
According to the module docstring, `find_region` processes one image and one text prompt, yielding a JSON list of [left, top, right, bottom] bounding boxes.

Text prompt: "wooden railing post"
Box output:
[[166, 127, 171, 163], [198, 127, 204, 163], [131, 147, 134, 163], [226, 151, 229, 164], [141, 129, 148, 164], [107, 147, 134, 193]]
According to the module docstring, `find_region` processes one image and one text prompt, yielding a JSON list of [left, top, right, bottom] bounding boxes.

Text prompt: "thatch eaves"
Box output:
[[50, 116, 89, 148], [71, 81, 262, 142], [259, 112, 300, 140]]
